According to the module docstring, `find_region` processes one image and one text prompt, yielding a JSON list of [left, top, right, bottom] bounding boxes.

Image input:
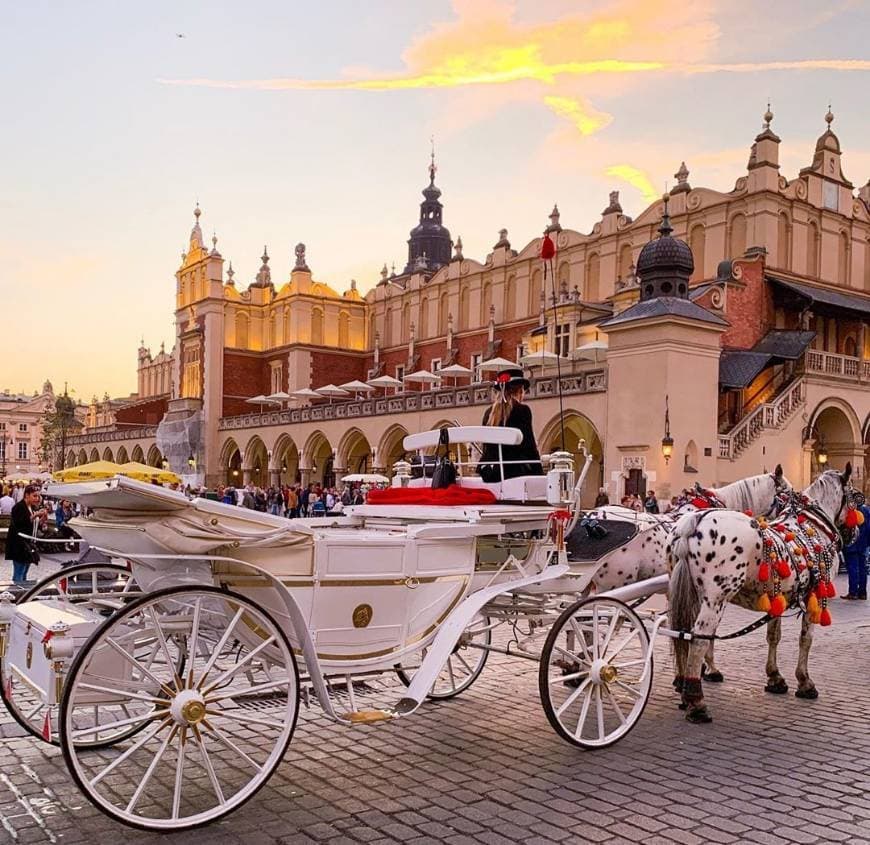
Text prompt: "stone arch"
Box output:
[[689, 224, 705, 282], [376, 424, 410, 475], [807, 398, 861, 476], [116, 446, 129, 464], [539, 411, 604, 507], [728, 212, 747, 258], [77, 448, 88, 465], [504, 275, 516, 321], [66, 450, 77, 468], [338, 311, 350, 348], [89, 447, 100, 462], [235, 311, 249, 348], [618, 243, 633, 282], [807, 221, 820, 277], [301, 430, 333, 486], [384, 306, 394, 347], [219, 437, 243, 485], [528, 268, 542, 314], [480, 281, 492, 325], [146, 444, 162, 467], [438, 291, 449, 334], [242, 435, 269, 486], [683, 439, 699, 473], [419, 297, 429, 340], [402, 302, 411, 343], [130, 444, 145, 464], [426, 419, 470, 468], [585, 252, 600, 301], [311, 308, 324, 346], [272, 433, 300, 485], [102, 447, 114, 462], [337, 428, 372, 476], [458, 287, 470, 330]]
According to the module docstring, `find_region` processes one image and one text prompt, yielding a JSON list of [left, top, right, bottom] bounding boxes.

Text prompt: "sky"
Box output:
[[2, 0, 869, 401]]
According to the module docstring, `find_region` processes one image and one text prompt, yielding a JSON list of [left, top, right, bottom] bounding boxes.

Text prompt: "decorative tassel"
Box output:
[[819, 607, 832, 627], [797, 514, 807, 525], [813, 543, 822, 554], [756, 593, 771, 613], [757, 517, 769, 530], [809, 608, 822, 624], [764, 537, 774, 549], [758, 562, 771, 582], [42, 711, 52, 742], [825, 581, 836, 598], [807, 594, 820, 615], [770, 594, 787, 617], [776, 560, 791, 579], [744, 509, 753, 517], [784, 531, 795, 542], [805, 526, 815, 537], [845, 507, 859, 529], [857, 510, 865, 526]]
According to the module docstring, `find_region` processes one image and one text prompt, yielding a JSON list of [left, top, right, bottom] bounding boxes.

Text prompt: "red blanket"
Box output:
[[366, 484, 497, 506]]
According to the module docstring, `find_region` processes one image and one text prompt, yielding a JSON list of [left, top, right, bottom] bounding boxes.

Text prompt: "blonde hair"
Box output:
[[488, 385, 523, 427]]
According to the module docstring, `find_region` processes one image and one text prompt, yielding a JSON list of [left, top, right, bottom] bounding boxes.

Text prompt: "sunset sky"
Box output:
[[2, 0, 869, 400]]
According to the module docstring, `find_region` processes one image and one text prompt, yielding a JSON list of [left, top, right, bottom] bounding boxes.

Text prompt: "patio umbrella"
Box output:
[[572, 340, 609, 364], [291, 388, 322, 403], [341, 472, 389, 484], [246, 394, 269, 412], [477, 357, 518, 372], [265, 391, 291, 406], [404, 370, 441, 390], [53, 460, 121, 482], [367, 374, 404, 395], [118, 461, 182, 485], [316, 384, 351, 404], [519, 349, 565, 368], [340, 380, 375, 400]]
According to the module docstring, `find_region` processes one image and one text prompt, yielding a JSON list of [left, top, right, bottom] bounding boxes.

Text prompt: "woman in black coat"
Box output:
[[5, 485, 45, 584], [477, 369, 543, 482]]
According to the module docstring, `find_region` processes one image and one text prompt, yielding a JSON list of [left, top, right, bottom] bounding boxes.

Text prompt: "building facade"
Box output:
[[0, 382, 58, 478], [66, 107, 870, 502]]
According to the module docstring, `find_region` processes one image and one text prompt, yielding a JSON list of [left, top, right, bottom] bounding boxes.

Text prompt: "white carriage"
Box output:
[[0, 426, 671, 832]]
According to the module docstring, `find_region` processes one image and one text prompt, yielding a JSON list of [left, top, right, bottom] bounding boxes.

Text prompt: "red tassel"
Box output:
[[825, 581, 837, 598], [764, 537, 774, 548], [816, 585, 826, 599], [42, 710, 52, 742], [813, 544, 822, 554], [819, 608, 832, 627], [776, 560, 791, 579], [845, 508, 859, 529], [797, 514, 807, 524], [774, 524, 787, 533], [770, 594, 787, 617], [540, 234, 556, 260], [744, 509, 753, 517], [758, 562, 770, 582], [784, 531, 795, 542]]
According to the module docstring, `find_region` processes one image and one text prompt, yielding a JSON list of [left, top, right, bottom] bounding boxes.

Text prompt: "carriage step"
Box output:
[[343, 709, 394, 724]]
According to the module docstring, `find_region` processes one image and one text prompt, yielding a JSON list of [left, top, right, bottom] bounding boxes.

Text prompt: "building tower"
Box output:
[[403, 148, 452, 274]]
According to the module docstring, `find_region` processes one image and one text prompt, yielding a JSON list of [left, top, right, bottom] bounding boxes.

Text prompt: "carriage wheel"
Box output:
[[59, 586, 300, 831], [539, 596, 652, 749], [1, 563, 143, 746], [395, 613, 492, 700]]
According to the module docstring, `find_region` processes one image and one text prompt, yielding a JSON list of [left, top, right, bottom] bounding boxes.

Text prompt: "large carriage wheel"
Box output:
[[395, 612, 492, 700], [1, 563, 144, 747], [59, 586, 300, 831], [539, 596, 652, 749]]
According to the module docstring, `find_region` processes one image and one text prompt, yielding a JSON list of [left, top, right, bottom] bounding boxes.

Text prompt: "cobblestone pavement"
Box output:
[[1, 573, 868, 845]]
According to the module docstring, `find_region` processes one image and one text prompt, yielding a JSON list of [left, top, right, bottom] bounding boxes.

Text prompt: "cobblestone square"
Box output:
[[1, 571, 868, 845]]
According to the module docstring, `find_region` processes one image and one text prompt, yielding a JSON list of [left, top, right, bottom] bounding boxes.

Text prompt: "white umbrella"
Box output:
[[316, 384, 350, 404], [367, 374, 404, 395], [246, 394, 269, 412], [291, 388, 322, 403], [266, 391, 291, 406], [438, 363, 472, 387], [520, 349, 564, 367], [572, 340, 609, 364], [404, 370, 441, 385], [340, 380, 374, 393], [478, 357, 518, 371], [341, 472, 389, 484]]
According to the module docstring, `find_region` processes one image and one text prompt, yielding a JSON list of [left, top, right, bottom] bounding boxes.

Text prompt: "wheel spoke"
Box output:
[[446, 657, 457, 691], [125, 725, 177, 813], [612, 678, 643, 698], [147, 606, 183, 691], [77, 682, 169, 706], [574, 683, 593, 739], [105, 638, 175, 696], [612, 658, 645, 669], [186, 598, 202, 689], [605, 685, 627, 725], [70, 708, 165, 740], [595, 686, 605, 740], [172, 727, 187, 820], [568, 618, 593, 663], [203, 720, 264, 773], [196, 607, 244, 688], [210, 709, 287, 731], [600, 610, 621, 656], [548, 670, 588, 686], [555, 677, 591, 718], [89, 717, 172, 787], [607, 627, 640, 662], [551, 643, 591, 667], [202, 636, 277, 696], [206, 678, 290, 704], [454, 651, 474, 675], [192, 725, 226, 806], [592, 605, 599, 660]]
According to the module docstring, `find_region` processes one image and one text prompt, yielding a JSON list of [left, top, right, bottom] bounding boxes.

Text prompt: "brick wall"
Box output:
[[223, 351, 269, 416], [114, 396, 168, 426], [309, 348, 368, 387]]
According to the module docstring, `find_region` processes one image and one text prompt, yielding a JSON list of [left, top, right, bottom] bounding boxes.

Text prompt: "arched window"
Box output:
[[777, 213, 791, 270], [480, 282, 492, 324], [504, 275, 516, 321], [557, 263, 570, 291], [838, 231, 850, 285], [529, 269, 542, 314], [338, 311, 350, 348], [684, 440, 699, 473], [235, 312, 248, 348], [369, 313, 377, 346], [843, 335, 857, 357], [384, 307, 393, 347], [284, 308, 292, 345], [459, 288, 470, 330], [311, 308, 324, 346], [618, 244, 633, 282], [586, 253, 600, 302], [419, 297, 429, 339], [268, 313, 277, 347], [807, 221, 820, 277], [729, 213, 747, 258], [402, 303, 411, 343], [689, 225, 705, 282], [438, 292, 449, 334]]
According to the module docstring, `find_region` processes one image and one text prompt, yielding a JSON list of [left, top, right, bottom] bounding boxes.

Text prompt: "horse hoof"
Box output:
[[764, 680, 789, 695], [685, 706, 712, 724], [703, 671, 724, 683], [795, 687, 819, 700]]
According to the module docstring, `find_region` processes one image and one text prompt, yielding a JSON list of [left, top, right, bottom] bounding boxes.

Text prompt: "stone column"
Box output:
[[242, 468, 252, 486]]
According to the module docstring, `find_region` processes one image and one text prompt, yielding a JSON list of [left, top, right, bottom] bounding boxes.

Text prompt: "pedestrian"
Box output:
[[644, 490, 660, 514], [310, 494, 326, 516], [0, 487, 14, 515], [594, 487, 609, 507], [844, 497, 870, 600], [5, 484, 46, 584]]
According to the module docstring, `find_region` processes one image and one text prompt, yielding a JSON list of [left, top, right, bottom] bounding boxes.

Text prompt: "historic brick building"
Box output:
[[67, 107, 870, 501]]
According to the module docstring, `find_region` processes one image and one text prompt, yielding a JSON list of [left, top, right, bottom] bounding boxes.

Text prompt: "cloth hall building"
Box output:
[[68, 108, 870, 504]]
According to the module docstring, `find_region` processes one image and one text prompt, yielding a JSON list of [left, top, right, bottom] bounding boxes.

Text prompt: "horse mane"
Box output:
[[711, 474, 774, 512], [803, 470, 846, 522]]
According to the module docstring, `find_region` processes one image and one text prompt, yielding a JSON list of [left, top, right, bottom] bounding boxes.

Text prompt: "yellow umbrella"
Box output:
[[53, 460, 122, 482], [118, 461, 182, 485]]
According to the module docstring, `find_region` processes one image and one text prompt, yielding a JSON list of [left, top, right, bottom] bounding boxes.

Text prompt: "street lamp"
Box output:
[[187, 454, 196, 469], [161, 457, 169, 470], [817, 444, 828, 466], [661, 395, 674, 464]]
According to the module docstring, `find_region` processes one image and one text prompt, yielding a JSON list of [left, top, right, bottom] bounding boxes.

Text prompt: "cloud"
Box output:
[[543, 95, 613, 136], [605, 165, 659, 206]]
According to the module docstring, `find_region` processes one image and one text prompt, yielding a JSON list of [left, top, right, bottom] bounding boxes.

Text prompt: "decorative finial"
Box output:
[[350, 278, 357, 291], [226, 261, 235, 284], [763, 102, 773, 130], [489, 303, 495, 321], [549, 203, 561, 231], [825, 103, 834, 127], [194, 202, 201, 221], [429, 135, 436, 185], [454, 236, 463, 260], [212, 232, 218, 250], [294, 243, 309, 271], [675, 161, 689, 185], [658, 194, 673, 238], [391, 261, 396, 276], [262, 245, 270, 265]]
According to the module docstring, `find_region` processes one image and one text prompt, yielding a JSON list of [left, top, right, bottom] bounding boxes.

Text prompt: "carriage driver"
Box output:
[[477, 368, 543, 482]]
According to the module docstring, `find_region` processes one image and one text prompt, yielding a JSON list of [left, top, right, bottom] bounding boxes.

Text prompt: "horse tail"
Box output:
[[668, 511, 706, 679]]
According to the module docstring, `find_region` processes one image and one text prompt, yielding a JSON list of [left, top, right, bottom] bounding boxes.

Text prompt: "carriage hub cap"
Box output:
[[171, 689, 207, 726], [590, 659, 618, 685]]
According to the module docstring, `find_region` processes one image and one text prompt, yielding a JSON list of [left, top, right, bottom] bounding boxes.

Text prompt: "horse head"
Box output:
[[805, 463, 859, 536]]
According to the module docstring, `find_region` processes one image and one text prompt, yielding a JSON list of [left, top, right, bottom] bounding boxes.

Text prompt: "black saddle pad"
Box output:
[[566, 519, 639, 562]]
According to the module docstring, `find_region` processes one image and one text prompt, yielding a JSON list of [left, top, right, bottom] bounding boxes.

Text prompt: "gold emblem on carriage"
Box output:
[[25, 641, 33, 669], [352, 604, 373, 628]]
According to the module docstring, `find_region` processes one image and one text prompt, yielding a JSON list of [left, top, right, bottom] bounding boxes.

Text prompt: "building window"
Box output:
[[366, 368, 376, 380], [430, 358, 442, 373], [471, 352, 483, 382], [395, 364, 405, 382], [270, 362, 283, 394], [0, 422, 5, 429], [516, 343, 526, 362], [554, 323, 570, 357], [0, 442, 5, 459], [18, 423, 27, 432], [17, 442, 28, 460]]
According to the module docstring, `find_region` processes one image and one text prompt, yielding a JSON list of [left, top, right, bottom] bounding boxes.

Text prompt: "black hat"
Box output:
[[494, 368, 530, 391]]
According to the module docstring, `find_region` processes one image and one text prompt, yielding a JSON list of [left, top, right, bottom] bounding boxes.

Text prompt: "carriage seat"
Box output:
[[404, 473, 548, 502]]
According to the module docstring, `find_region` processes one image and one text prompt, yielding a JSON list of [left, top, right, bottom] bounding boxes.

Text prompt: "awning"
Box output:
[[719, 351, 772, 388], [752, 329, 816, 359], [769, 276, 870, 318]]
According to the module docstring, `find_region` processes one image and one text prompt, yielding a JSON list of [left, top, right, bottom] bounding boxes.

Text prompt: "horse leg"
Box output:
[[764, 617, 788, 694], [702, 641, 724, 683], [794, 614, 818, 700], [681, 603, 725, 723]]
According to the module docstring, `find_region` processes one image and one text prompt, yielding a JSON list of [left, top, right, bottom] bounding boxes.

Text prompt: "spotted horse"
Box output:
[[667, 465, 857, 723]]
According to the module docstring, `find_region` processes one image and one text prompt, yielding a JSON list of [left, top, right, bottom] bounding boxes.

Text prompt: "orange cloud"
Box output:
[[605, 165, 659, 205], [544, 96, 613, 136]]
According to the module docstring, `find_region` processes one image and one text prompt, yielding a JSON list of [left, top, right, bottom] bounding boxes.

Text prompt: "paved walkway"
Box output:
[[1, 573, 868, 844]]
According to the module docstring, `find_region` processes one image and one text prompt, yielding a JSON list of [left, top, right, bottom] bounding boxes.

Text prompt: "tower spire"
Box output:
[[658, 193, 673, 238], [429, 135, 437, 185]]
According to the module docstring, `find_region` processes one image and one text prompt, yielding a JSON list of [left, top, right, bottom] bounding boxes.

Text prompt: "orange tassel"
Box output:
[[770, 594, 787, 617], [845, 508, 859, 529], [758, 562, 771, 582], [809, 608, 822, 624], [857, 510, 865, 526], [756, 593, 771, 613], [819, 608, 832, 627], [807, 594, 820, 615], [785, 531, 795, 542]]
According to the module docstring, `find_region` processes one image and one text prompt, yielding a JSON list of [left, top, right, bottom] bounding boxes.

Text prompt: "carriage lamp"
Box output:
[[661, 395, 674, 464], [187, 454, 195, 469]]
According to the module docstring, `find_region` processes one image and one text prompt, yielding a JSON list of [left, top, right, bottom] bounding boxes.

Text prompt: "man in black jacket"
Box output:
[[5, 484, 46, 584]]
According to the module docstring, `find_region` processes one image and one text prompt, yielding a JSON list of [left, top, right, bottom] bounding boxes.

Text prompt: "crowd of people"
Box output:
[[214, 482, 368, 517]]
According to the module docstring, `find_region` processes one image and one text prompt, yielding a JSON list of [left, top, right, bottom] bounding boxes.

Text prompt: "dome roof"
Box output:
[[636, 195, 694, 301]]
